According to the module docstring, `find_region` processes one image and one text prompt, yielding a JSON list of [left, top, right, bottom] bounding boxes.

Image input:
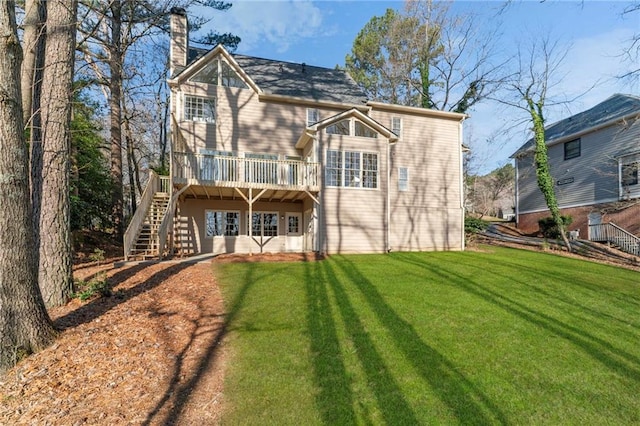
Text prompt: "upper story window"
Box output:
[[307, 108, 319, 126], [398, 167, 409, 191], [190, 58, 248, 89], [391, 117, 402, 138], [622, 162, 639, 186], [564, 138, 581, 160], [184, 95, 216, 123], [326, 119, 350, 135], [326, 118, 377, 138], [325, 149, 378, 189], [355, 121, 377, 138]]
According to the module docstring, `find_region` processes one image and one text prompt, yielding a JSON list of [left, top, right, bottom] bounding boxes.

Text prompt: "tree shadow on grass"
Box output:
[[332, 256, 509, 424], [395, 253, 640, 383]]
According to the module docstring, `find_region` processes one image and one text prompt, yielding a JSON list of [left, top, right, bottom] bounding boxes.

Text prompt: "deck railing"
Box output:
[[124, 170, 160, 260], [173, 152, 320, 190], [589, 222, 640, 256]]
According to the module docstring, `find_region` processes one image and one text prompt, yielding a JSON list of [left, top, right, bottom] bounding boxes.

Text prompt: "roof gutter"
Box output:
[[258, 92, 371, 112], [366, 101, 467, 120]]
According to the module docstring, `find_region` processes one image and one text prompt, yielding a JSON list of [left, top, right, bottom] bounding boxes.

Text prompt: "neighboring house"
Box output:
[[123, 9, 467, 259], [511, 93, 640, 242]]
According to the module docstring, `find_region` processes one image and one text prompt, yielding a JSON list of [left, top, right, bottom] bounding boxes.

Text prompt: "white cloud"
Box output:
[[195, 0, 325, 53]]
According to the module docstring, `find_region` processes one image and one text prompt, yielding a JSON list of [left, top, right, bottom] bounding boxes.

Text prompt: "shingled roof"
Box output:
[[511, 93, 640, 157], [184, 46, 367, 106]]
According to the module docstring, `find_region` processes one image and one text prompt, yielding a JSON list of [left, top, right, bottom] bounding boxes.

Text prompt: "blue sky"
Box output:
[[193, 1, 639, 174]]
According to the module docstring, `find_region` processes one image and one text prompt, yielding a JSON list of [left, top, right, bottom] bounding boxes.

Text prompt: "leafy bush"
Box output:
[[538, 215, 573, 239], [465, 216, 489, 234]]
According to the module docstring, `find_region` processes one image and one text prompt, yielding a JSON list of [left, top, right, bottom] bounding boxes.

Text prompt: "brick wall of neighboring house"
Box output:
[[517, 201, 640, 238]]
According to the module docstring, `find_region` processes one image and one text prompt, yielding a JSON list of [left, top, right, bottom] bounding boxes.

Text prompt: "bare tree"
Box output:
[[502, 38, 573, 250], [36, 0, 78, 307], [0, 1, 56, 371]]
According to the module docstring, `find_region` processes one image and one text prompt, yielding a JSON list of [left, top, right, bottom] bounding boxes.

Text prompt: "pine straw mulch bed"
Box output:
[[0, 252, 318, 425]]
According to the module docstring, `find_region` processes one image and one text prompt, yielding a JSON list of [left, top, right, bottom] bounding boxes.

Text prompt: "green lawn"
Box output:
[[215, 246, 640, 425]]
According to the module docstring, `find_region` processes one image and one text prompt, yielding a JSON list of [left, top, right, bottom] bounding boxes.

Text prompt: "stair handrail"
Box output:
[[588, 222, 640, 256], [123, 170, 160, 261], [157, 184, 191, 260]]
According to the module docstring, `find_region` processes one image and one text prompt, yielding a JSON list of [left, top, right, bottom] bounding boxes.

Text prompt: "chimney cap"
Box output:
[[170, 7, 187, 16]]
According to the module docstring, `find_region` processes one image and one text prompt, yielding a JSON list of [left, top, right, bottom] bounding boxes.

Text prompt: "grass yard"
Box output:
[[215, 246, 640, 425]]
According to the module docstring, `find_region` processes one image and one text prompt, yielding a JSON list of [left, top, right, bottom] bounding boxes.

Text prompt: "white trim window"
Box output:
[[398, 167, 409, 191], [325, 150, 378, 189], [251, 212, 279, 237], [190, 58, 248, 89], [205, 210, 239, 237], [326, 119, 350, 135], [184, 95, 216, 123], [307, 108, 319, 126], [622, 162, 639, 187], [391, 117, 402, 138], [326, 119, 377, 138]]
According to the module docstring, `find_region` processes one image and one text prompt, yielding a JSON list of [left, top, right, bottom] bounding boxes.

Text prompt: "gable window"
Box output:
[[391, 117, 402, 138], [251, 212, 278, 237], [190, 61, 218, 85], [325, 149, 378, 189], [221, 60, 247, 88], [622, 162, 639, 186], [205, 210, 239, 237], [190, 58, 248, 89], [184, 95, 216, 123], [326, 119, 378, 138], [326, 119, 350, 135], [307, 108, 319, 126], [355, 121, 378, 138], [398, 167, 409, 191], [564, 138, 581, 160]]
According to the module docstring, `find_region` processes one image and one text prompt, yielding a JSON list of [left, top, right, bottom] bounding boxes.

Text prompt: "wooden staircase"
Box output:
[[123, 172, 172, 261], [128, 193, 170, 259], [589, 222, 640, 256]]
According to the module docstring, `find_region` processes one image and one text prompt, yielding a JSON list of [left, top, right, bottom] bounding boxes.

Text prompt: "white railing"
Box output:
[[173, 152, 320, 190], [589, 222, 640, 256], [123, 170, 160, 261], [159, 175, 171, 194], [157, 184, 191, 260]]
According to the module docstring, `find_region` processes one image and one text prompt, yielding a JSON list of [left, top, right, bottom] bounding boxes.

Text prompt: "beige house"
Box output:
[[123, 9, 467, 259]]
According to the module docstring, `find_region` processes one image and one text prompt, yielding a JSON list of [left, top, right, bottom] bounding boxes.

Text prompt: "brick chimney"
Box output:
[[170, 7, 188, 77]]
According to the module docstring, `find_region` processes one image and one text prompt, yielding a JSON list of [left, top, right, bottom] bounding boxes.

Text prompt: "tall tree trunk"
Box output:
[[0, 1, 56, 371], [109, 1, 124, 240], [38, 0, 78, 307], [22, 0, 47, 256], [20, 0, 46, 126], [124, 111, 137, 215]]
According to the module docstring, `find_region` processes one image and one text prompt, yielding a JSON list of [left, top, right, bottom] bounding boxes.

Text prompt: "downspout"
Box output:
[[618, 159, 623, 200], [386, 140, 391, 252], [313, 132, 320, 253], [514, 158, 520, 228], [459, 119, 466, 251]]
